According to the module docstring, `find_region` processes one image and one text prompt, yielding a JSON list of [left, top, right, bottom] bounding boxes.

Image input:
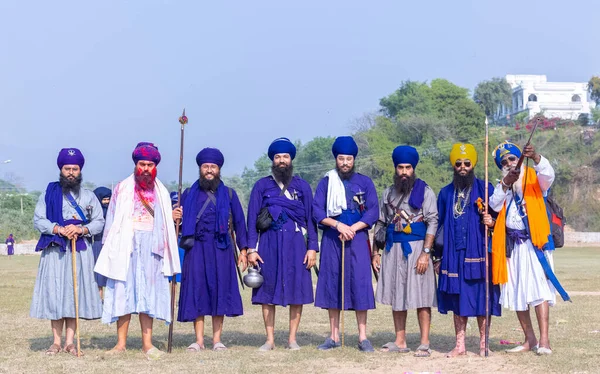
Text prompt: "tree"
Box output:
[[588, 76, 600, 105], [379, 81, 432, 118], [473, 77, 512, 117]]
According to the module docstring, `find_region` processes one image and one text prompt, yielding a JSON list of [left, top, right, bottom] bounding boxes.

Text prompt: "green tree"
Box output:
[[379, 81, 432, 118], [473, 77, 512, 117], [588, 76, 600, 105]]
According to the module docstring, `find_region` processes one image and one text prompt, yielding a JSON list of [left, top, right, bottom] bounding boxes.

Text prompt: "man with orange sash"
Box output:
[[489, 141, 570, 356]]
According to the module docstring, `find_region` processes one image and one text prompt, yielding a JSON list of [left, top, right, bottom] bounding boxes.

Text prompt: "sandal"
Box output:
[[187, 343, 205, 352], [213, 342, 228, 351], [45, 344, 61, 355], [381, 342, 410, 353], [64, 344, 84, 357], [414, 344, 431, 357], [144, 347, 164, 361]]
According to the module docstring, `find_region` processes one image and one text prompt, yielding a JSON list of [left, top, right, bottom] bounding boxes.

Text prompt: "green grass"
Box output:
[[0, 248, 599, 374]]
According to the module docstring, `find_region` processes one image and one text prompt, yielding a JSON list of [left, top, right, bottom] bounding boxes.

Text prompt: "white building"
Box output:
[[495, 74, 596, 123]]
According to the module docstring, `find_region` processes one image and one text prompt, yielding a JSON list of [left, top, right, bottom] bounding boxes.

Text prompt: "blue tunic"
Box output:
[[178, 187, 247, 320], [313, 173, 378, 311], [436, 179, 501, 317], [247, 175, 317, 306]]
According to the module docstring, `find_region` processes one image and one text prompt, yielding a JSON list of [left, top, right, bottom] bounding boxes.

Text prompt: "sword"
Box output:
[[355, 190, 378, 282]]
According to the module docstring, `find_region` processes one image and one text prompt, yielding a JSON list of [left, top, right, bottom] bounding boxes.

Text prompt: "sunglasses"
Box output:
[[500, 155, 518, 167], [454, 161, 472, 168]]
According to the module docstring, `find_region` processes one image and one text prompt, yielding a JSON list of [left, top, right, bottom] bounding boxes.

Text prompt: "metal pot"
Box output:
[[243, 265, 264, 289]]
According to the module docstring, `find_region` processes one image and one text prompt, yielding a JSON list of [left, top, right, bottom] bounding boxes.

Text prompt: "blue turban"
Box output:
[[268, 137, 296, 160], [93, 187, 112, 201], [57, 148, 85, 170], [132, 142, 161, 165], [492, 141, 522, 169], [196, 147, 224, 168], [169, 191, 179, 206], [332, 136, 358, 158], [392, 145, 419, 169]]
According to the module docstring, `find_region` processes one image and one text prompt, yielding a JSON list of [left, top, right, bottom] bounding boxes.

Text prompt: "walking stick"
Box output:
[[168, 109, 188, 353], [70, 235, 81, 357], [341, 239, 346, 348], [484, 116, 490, 358]]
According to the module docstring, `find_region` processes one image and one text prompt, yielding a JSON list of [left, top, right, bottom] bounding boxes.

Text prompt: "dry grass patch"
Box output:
[[0, 248, 599, 373]]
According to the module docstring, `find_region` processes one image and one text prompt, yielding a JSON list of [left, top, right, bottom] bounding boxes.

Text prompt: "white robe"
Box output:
[[489, 156, 556, 311]]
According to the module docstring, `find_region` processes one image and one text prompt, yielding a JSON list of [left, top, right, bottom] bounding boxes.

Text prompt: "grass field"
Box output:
[[0, 248, 599, 374]]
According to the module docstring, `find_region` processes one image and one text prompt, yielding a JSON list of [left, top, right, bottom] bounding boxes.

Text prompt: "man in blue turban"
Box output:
[[313, 136, 379, 352], [247, 137, 318, 351], [372, 145, 439, 357], [31, 148, 104, 356], [173, 147, 248, 351]]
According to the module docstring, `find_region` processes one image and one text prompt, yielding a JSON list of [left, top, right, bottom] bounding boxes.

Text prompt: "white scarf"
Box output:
[[325, 169, 346, 217], [94, 175, 181, 281]]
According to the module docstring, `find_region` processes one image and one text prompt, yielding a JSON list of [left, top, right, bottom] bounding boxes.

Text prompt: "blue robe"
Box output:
[[437, 179, 501, 317], [247, 175, 317, 306], [313, 173, 378, 311], [177, 186, 247, 319]]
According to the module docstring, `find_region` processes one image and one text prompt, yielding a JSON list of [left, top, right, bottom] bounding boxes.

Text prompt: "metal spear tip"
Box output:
[[178, 108, 188, 125]]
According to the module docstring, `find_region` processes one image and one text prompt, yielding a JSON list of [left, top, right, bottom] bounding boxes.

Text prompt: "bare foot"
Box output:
[[479, 348, 494, 357], [446, 347, 467, 358], [106, 345, 127, 355]]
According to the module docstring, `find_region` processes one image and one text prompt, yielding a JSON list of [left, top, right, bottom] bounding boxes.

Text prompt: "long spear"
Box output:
[[167, 109, 188, 353], [70, 233, 81, 357], [341, 239, 346, 348], [484, 116, 490, 358]]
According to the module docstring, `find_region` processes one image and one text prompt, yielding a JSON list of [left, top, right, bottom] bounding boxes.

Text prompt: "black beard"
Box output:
[[199, 172, 221, 192], [394, 172, 416, 196], [336, 165, 355, 180], [271, 163, 294, 185], [59, 173, 82, 194], [453, 169, 475, 191]]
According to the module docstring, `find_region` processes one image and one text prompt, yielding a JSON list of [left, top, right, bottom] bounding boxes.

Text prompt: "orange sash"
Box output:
[[491, 167, 551, 285]]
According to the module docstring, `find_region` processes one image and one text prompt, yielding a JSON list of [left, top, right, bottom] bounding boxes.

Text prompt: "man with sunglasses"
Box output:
[[372, 145, 438, 357], [489, 141, 558, 356], [435, 143, 499, 357]]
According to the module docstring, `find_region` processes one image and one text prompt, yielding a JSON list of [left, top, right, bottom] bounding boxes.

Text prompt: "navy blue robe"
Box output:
[[437, 179, 501, 317], [247, 175, 317, 306], [177, 186, 248, 319], [313, 173, 378, 310]]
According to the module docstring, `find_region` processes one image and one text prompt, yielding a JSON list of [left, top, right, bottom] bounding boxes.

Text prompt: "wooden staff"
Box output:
[[484, 116, 490, 358], [168, 109, 188, 353], [70, 235, 81, 357], [341, 239, 346, 348]]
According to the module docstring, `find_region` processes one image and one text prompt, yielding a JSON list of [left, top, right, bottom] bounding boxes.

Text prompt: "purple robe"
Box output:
[[6, 236, 15, 256], [247, 175, 317, 306], [436, 179, 501, 317], [313, 173, 378, 310], [177, 186, 248, 319]]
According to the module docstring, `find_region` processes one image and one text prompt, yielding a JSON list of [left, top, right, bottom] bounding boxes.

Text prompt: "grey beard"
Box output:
[[394, 173, 416, 196], [59, 173, 82, 194], [272, 164, 294, 185], [453, 169, 475, 191], [336, 165, 355, 180]]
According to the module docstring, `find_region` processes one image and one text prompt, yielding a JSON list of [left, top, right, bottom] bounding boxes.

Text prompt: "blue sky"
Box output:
[[1, 0, 598, 190]]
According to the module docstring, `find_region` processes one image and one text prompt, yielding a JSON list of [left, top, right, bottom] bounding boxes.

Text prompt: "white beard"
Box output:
[[502, 164, 526, 197]]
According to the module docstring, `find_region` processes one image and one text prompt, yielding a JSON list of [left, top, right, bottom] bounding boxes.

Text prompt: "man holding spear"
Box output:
[[95, 142, 180, 360], [490, 140, 570, 356], [312, 136, 378, 352], [31, 148, 104, 356], [435, 143, 499, 357], [173, 147, 249, 351]]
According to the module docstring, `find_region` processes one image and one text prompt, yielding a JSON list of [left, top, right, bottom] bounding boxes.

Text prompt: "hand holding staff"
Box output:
[[70, 228, 81, 357]]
